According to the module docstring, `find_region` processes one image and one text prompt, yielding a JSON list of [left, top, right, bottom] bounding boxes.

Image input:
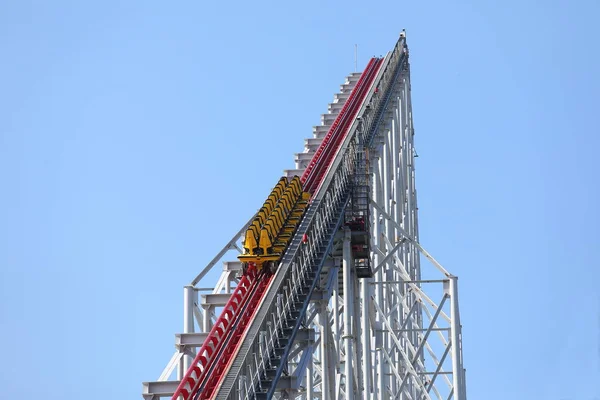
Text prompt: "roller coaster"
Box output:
[[143, 33, 467, 400]]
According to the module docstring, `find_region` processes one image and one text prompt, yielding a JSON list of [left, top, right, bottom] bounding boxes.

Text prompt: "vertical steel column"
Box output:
[[183, 285, 195, 374], [383, 127, 395, 394], [202, 304, 211, 333], [333, 262, 340, 356], [330, 261, 341, 396], [374, 156, 386, 399], [404, 78, 414, 283], [225, 272, 231, 294], [353, 277, 362, 396], [332, 264, 342, 397], [238, 375, 246, 400], [406, 72, 423, 335], [395, 82, 407, 361], [397, 91, 410, 299], [360, 278, 372, 400], [319, 302, 333, 400], [342, 227, 355, 400], [398, 87, 413, 398], [393, 97, 403, 235], [449, 276, 465, 400], [403, 74, 421, 370], [390, 107, 404, 397], [393, 101, 405, 353], [307, 346, 314, 400]]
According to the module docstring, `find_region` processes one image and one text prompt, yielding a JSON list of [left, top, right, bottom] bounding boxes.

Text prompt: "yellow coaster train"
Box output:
[[238, 176, 310, 274]]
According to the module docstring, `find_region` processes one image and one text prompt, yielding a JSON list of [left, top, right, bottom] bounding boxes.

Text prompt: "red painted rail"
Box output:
[[301, 58, 376, 188], [171, 265, 260, 400], [302, 58, 383, 194], [200, 273, 274, 398]]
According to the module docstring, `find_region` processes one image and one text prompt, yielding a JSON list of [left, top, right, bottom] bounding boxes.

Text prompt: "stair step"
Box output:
[[286, 317, 298, 327], [296, 294, 308, 303], [260, 379, 273, 389], [273, 346, 286, 356], [270, 356, 282, 365], [281, 325, 293, 333], [277, 336, 291, 346]]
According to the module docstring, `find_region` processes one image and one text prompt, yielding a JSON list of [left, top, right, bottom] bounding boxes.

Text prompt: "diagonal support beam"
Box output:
[[396, 294, 448, 397], [371, 199, 451, 277]]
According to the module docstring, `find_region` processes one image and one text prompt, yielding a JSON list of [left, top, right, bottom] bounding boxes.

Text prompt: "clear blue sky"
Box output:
[[1, 1, 598, 399]]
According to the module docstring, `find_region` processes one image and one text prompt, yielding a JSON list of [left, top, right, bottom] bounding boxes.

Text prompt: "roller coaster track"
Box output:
[[170, 53, 385, 400], [144, 34, 467, 400], [210, 42, 409, 398]]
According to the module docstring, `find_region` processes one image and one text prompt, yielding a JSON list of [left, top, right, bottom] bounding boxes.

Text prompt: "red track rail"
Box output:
[[173, 59, 383, 400], [302, 58, 383, 194], [171, 266, 260, 400], [200, 274, 273, 398]]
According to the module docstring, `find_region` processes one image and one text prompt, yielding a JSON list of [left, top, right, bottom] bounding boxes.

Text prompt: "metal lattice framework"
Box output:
[[143, 33, 466, 400]]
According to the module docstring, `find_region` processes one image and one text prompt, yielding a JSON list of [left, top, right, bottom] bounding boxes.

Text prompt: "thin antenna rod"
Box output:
[[354, 44, 358, 72]]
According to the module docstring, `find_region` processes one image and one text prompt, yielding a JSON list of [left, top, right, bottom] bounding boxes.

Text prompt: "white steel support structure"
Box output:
[[143, 33, 466, 400], [342, 227, 355, 400], [361, 38, 466, 398]]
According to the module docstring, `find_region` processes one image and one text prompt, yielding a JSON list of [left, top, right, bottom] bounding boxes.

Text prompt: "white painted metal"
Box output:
[[288, 73, 360, 177], [182, 285, 195, 376], [360, 278, 372, 400], [319, 302, 333, 400], [342, 227, 355, 400]]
